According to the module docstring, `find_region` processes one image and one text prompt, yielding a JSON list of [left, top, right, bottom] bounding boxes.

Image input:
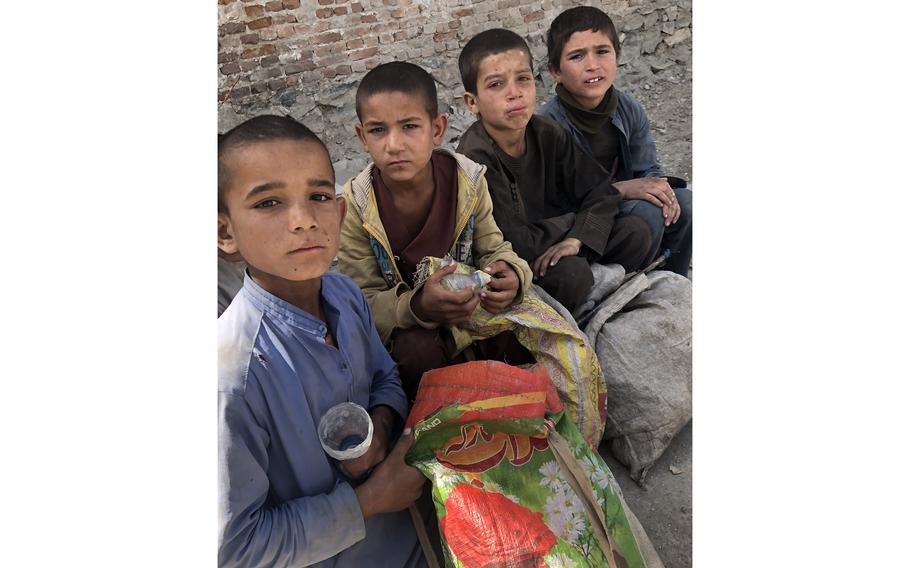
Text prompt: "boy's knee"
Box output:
[[609, 216, 652, 271], [621, 199, 666, 239], [537, 256, 594, 313]]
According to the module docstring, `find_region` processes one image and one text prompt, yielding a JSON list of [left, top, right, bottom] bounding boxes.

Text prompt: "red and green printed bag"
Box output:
[[405, 361, 647, 568]]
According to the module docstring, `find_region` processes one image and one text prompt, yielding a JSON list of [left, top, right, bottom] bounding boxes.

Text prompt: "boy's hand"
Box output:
[[480, 261, 519, 314], [354, 429, 426, 520], [337, 406, 397, 480], [411, 262, 481, 325], [613, 177, 681, 226], [532, 238, 582, 278]]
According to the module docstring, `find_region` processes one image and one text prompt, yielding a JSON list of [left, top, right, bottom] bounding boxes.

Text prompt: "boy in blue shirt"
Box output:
[[540, 5, 693, 276], [217, 115, 427, 567]]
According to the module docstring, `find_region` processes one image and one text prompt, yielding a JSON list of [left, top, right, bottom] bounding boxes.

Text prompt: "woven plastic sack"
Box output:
[[577, 266, 692, 484], [405, 360, 652, 568]]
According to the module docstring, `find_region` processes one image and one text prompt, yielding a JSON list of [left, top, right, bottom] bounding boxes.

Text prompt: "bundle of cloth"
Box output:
[[405, 360, 663, 568], [414, 255, 607, 448]]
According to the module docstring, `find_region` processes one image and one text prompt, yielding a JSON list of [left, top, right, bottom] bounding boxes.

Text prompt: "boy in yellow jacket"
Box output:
[[338, 61, 534, 399]]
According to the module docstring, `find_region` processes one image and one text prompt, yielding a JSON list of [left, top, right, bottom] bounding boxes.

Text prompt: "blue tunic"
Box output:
[[218, 272, 422, 567]]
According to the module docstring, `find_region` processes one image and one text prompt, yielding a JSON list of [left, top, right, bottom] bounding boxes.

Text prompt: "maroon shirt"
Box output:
[[373, 152, 457, 286]]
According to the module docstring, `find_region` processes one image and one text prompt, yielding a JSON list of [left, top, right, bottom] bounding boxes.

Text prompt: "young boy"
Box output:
[[338, 61, 536, 399], [217, 115, 428, 568], [455, 29, 652, 315], [540, 5, 693, 277]]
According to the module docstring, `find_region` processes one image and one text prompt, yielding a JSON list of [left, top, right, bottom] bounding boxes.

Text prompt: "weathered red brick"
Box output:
[[269, 78, 287, 90], [347, 26, 368, 37], [284, 61, 317, 74], [434, 31, 455, 41], [273, 14, 297, 24], [315, 7, 333, 17], [247, 16, 272, 30], [265, 1, 283, 12], [240, 33, 260, 44], [453, 7, 474, 17], [220, 62, 241, 75], [323, 68, 337, 79], [261, 54, 280, 65], [382, 0, 397, 5], [267, 67, 283, 78], [231, 86, 252, 99], [393, 30, 407, 41], [335, 64, 353, 75], [220, 22, 247, 35], [239, 59, 259, 71], [313, 31, 342, 44], [334, 6, 347, 15], [282, 0, 300, 8], [390, 8, 405, 18], [286, 75, 301, 86], [524, 10, 543, 23], [318, 0, 333, 4], [251, 81, 269, 93], [346, 38, 364, 49], [360, 14, 377, 23], [350, 46, 379, 61], [448, 20, 460, 29], [351, 2, 363, 13], [244, 4, 265, 17], [259, 28, 278, 40], [218, 51, 239, 63], [277, 25, 295, 38]]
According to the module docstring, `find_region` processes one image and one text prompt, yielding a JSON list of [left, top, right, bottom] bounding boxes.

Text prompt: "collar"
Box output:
[[555, 83, 618, 134], [241, 271, 333, 339]]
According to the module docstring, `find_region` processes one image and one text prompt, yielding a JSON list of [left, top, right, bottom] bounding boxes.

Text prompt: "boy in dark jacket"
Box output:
[[456, 28, 651, 314]]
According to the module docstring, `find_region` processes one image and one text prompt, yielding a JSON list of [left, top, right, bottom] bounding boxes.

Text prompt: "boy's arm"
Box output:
[[469, 175, 533, 296], [462, 145, 577, 261], [337, 187, 439, 344], [623, 93, 665, 178], [358, 286, 409, 419], [554, 125, 623, 257], [219, 389, 367, 568]]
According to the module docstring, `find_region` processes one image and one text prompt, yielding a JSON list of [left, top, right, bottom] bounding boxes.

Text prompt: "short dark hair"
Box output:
[[458, 28, 533, 94], [546, 6, 621, 72], [355, 61, 439, 121], [218, 115, 331, 214]]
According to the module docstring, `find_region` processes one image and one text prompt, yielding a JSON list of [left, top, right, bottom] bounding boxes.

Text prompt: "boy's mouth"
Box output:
[[387, 160, 410, 168], [506, 105, 527, 116], [289, 244, 326, 255], [584, 76, 604, 84]]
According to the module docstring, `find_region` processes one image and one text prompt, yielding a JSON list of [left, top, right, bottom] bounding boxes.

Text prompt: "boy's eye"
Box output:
[[311, 193, 333, 202], [487, 80, 503, 89], [403, 123, 419, 130], [597, 48, 612, 55], [568, 53, 583, 61], [368, 126, 385, 134], [254, 199, 279, 209], [518, 75, 532, 82]]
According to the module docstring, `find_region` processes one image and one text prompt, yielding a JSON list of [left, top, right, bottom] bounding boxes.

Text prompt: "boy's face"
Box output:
[[217, 138, 345, 286], [355, 91, 448, 187], [550, 29, 617, 110], [463, 49, 537, 135]]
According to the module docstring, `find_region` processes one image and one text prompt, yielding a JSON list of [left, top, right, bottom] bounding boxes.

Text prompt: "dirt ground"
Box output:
[[599, 420, 693, 568]]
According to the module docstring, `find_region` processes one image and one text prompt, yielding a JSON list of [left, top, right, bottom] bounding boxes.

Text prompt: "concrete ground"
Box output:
[[599, 421, 692, 568]]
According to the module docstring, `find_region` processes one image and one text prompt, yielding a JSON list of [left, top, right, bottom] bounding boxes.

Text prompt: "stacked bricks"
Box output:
[[218, 0, 692, 181]]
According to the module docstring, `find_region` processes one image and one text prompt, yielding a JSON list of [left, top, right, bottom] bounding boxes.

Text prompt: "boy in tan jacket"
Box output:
[[338, 61, 533, 399]]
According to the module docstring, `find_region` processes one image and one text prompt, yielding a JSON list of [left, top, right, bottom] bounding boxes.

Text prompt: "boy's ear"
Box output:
[[431, 113, 449, 145], [548, 65, 562, 83], [354, 122, 368, 149], [463, 91, 480, 115], [336, 195, 347, 224], [217, 214, 240, 256]]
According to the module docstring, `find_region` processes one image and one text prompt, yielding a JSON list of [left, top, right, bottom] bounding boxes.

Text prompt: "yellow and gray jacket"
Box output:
[[338, 148, 532, 344]]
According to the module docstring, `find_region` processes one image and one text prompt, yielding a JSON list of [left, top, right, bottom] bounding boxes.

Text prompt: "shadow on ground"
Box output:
[[599, 420, 692, 568]]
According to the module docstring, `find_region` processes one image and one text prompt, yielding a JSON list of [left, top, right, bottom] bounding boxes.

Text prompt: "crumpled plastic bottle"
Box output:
[[440, 270, 492, 292]]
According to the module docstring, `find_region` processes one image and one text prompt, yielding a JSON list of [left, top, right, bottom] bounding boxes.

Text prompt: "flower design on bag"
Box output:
[[436, 423, 549, 473], [538, 461, 562, 491], [440, 483, 557, 568], [543, 486, 587, 545]]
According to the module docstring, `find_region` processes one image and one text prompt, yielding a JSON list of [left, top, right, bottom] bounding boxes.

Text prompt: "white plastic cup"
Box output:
[[318, 402, 373, 461]]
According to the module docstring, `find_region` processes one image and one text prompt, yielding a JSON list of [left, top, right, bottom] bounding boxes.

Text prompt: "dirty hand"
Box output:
[[480, 260, 519, 314], [337, 406, 397, 480], [354, 429, 426, 520], [532, 238, 582, 278], [411, 262, 481, 325], [613, 177, 681, 226]]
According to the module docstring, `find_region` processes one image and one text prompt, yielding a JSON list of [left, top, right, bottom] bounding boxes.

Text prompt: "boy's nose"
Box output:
[[386, 130, 404, 153], [288, 204, 318, 231]]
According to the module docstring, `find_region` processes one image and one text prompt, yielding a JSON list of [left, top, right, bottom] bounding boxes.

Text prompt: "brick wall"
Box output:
[[218, 0, 692, 182]]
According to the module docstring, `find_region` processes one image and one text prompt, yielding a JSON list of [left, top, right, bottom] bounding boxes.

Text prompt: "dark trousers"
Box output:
[[535, 215, 651, 314], [390, 326, 535, 402]]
